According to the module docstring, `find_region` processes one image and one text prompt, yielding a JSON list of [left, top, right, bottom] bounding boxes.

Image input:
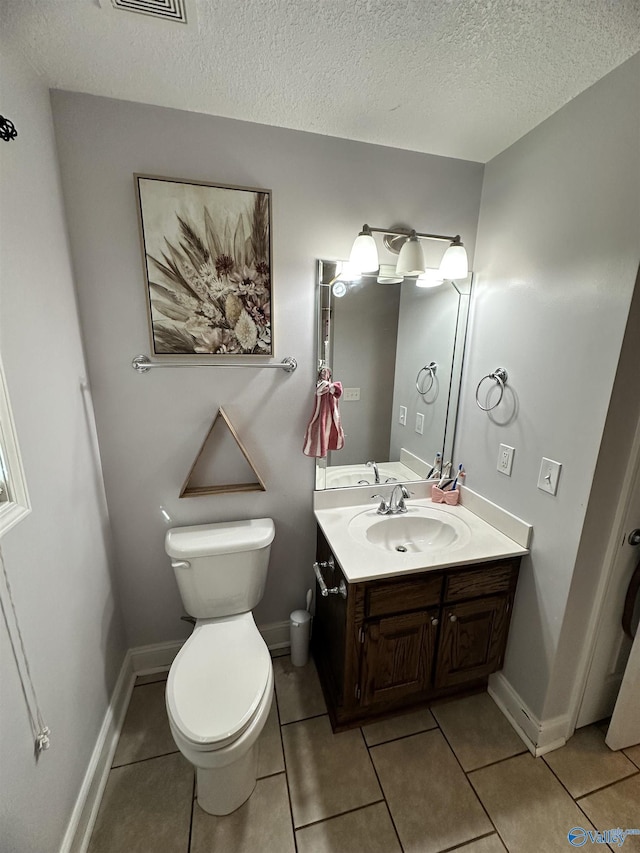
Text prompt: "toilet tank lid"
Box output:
[[165, 518, 275, 559]]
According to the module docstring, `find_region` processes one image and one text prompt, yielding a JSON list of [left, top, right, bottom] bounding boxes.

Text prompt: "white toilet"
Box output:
[[164, 518, 275, 815]]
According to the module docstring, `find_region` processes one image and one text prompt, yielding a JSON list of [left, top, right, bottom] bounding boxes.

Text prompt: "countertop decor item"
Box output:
[[135, 174, 272, 357], [180, 407, 266, 497]]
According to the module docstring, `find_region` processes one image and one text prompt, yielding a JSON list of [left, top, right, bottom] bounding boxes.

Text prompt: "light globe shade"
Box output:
[[416, 269, 444, 288], [396, 232, 425, 276], [349, 225, 379, 274], [439, 239, 468, 280], [377, 264, 404, 284], [338, 260, 362, 282]]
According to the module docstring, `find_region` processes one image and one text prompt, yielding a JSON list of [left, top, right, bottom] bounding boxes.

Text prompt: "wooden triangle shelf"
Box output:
[[179, 407, 266, 497]]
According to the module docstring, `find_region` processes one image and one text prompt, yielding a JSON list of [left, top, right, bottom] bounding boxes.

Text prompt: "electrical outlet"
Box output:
[[415, 413, 424, 435], [399, 406, 407, 426], [497, 444, 515, 476], [538, 457, 562, 495], [342, 387, 360, 401]]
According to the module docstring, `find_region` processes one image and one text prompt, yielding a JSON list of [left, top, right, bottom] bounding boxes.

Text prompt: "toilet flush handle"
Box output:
[[171, 560, 191, 570]]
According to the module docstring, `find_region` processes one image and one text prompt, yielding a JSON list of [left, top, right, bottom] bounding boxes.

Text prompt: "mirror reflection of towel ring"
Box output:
[[416, 362, 437, 396], [475, 368, 508, 411]]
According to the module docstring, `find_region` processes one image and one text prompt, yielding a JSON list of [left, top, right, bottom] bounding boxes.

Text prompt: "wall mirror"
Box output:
[[315, 259, 472, 490]]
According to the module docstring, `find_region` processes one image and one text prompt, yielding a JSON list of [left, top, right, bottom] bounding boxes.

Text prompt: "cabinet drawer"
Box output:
[[366, 574, 443, 618], [444, 561, 517, 602]]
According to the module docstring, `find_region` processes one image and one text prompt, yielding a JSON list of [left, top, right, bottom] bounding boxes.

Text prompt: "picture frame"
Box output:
[[134, 174, 273, 356]]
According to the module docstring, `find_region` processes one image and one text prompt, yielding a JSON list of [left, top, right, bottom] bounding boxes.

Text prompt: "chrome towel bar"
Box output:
[[132, 354, 297, 373], [313, 559, 347, 599]]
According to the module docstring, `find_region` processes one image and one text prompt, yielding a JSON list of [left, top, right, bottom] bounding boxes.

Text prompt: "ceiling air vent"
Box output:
[[111, 0, 188, 24]]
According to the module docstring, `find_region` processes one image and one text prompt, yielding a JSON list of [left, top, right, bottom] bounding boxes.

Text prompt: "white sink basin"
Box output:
[[348, 506, 471, 554]]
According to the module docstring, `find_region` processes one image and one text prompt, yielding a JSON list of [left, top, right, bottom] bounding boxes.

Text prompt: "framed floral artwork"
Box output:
[[135, 174, 272, 356]]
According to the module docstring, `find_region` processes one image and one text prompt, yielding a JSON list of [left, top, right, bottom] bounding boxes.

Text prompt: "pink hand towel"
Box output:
[[303, 368, 345, 458]]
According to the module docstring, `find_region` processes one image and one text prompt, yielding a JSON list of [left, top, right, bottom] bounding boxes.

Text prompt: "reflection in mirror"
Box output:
[[315, 260, 472, 489]]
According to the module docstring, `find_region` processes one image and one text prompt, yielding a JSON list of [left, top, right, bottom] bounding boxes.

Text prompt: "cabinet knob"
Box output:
[[449, 613, 458, 623], [431, 617, 439, 626]]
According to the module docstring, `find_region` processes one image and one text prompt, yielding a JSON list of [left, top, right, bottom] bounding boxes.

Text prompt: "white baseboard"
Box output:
[[261, 620, 292, 653], [59, 652, 135, 853], [61, 620, 292, 852], [488, 672, 571, 757], [129, 639, 183, 674]]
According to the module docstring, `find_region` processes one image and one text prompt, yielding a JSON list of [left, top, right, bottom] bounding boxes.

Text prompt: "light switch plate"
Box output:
[[342, 387, 360, 401], [399, 406, 407, 426], [538, 457, 562, 495], [415, 413, 424, 435], [497, 444, 515, 476]]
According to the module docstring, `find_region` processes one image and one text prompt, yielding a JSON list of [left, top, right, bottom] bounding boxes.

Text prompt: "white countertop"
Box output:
[[314, 497, 530, 583]]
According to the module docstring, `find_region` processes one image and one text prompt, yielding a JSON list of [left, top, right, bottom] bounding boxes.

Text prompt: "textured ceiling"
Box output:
[[2, 0, 639, 162]]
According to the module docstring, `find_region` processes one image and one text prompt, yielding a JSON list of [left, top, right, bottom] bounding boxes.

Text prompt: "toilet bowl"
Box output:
[[164, 519, 275, 815]]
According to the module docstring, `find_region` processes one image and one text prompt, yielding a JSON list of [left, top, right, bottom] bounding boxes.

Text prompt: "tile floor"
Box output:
[[88, 656, 640, 853]]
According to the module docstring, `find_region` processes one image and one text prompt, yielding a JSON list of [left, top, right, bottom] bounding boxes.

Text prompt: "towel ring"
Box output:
[[416, 362, 437, 396], [475, 368, 508, 411]]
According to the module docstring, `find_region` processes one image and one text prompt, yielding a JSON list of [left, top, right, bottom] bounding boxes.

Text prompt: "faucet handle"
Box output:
[[371, 493, 390, 515]]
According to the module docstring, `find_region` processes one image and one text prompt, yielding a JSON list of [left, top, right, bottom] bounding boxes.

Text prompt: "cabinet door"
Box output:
[[435, 596, 509, 689], [360, 609, 439, 706]]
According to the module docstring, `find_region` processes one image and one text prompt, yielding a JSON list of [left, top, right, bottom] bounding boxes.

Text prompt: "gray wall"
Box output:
[[548, 265, 640, 721], [0, 49, 126, 852], [455, 53, 640, 721], [50, 91, 484, 646]]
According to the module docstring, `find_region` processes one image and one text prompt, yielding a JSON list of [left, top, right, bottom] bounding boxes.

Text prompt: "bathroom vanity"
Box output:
[[311, 493, 530, 730]]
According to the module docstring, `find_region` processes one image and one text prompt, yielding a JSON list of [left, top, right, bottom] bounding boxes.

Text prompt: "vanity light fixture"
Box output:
[[396, 231, 425, 276], [377, 264, 404, 285], [349, 224, 469, 280], [329, 260, 362, 297], [349, 224, 379, 274], [439, 236, 469, 279], [416, 269, 445, 288]]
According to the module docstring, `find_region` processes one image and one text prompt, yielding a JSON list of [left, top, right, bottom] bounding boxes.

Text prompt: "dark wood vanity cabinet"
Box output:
[[312, 526, 520, 730], [360, 607, 440, 705]]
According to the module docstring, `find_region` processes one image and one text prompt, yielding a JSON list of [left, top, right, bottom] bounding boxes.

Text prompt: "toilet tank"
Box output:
[[165, 518, 275, 619]]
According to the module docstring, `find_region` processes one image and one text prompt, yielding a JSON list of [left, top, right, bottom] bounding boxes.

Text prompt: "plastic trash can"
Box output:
[[290, 609, 311, 667]]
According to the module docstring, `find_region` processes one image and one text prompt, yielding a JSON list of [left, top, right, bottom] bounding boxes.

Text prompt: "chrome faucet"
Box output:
[[366, 460, 380, 484], [390, 483, 411, 514], [371, 483, 411, 515]]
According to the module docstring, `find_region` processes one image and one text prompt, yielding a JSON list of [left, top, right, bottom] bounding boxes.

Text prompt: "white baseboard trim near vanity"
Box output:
[[61, 620, 291, 853], [59, 651, 136, 853], [488, 671, 570, 757]]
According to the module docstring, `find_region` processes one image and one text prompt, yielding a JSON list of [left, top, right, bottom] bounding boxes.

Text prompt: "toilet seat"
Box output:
[[166, 612, 271, 751]]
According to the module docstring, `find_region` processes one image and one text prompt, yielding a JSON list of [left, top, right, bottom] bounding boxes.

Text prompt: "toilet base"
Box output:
[[195, 741, 259, 815]]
